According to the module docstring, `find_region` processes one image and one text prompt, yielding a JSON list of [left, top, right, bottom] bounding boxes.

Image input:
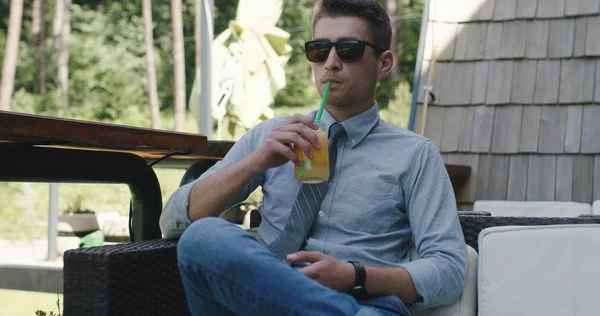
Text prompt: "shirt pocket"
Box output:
[[334, 178, 401, 234]]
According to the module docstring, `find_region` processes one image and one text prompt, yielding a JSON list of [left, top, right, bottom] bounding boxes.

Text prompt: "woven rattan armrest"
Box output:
[[63, 239, 189, 316]]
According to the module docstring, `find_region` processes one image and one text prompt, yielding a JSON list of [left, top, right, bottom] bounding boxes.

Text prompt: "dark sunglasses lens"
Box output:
[[336, 41, 364, 62], [306, 41, 332, 62]]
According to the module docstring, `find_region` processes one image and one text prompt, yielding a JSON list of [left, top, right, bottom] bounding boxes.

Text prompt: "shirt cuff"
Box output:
[[398, 259, 440, 309], [159, 181, 195, 239]]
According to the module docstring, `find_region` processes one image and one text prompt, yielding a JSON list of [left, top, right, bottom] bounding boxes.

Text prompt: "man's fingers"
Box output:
[[265, 139, 299, 165], [296, 124, 321, 149], [286, 114, 320, 129], [277, 120, 321, 150], [298, 260, 327, 279], [274, 123, 321, 148], [270, 131, 313, 159], [258, 114, 323, 167]]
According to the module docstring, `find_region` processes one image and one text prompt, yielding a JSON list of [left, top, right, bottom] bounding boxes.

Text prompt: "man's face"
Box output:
[[310, 16, 383, 108]]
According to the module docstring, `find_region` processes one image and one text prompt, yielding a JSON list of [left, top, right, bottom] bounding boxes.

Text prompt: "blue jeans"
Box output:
[[177, 217, 411, 316]]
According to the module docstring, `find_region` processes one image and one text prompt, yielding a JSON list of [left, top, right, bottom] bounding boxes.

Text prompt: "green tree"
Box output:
[[142, 0, 161, 129], [0, 0, 24, 110], [396, 0, 424, 86], [33, 0, 47, 96], [274, 0, 320, 109], [171, 0, 186, 131], [0, 0, 421, 127], [373, 0, 423, 111]]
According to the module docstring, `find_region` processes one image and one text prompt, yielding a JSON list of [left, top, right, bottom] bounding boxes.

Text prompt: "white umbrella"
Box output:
[[190, 0, 292, 139]]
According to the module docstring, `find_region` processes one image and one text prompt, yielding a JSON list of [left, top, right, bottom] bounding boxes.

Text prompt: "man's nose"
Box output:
[[324, 47, 342, 71]]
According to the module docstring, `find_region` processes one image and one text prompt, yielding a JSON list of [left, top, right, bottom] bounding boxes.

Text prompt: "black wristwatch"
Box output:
[[347, 261, 368, 300]]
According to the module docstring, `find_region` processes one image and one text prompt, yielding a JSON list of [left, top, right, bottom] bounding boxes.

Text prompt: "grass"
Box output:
[[0, 289, 63, 316]]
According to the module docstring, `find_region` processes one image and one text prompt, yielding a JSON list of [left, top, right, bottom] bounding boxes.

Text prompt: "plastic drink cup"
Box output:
[[294, 80, 331, 183], [294, 123, 329, 183]]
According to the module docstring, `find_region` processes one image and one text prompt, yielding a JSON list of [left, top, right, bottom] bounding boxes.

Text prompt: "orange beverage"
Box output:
[[294, 126, 329, 183]]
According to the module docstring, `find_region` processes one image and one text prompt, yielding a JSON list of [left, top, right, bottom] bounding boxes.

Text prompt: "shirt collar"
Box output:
[[310, 102, 380, 148]]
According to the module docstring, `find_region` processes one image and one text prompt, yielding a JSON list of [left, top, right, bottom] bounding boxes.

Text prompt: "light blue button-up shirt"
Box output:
[[159, 104, 467, 309]]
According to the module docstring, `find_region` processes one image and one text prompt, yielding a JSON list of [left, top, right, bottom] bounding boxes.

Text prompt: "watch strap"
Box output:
[[348, 261, 366, 288]]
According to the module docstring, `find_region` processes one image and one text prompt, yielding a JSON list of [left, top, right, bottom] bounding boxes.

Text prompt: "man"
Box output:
[[160, 0, 467, 315]]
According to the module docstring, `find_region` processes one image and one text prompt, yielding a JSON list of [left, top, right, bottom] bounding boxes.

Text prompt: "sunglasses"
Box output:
[[305, 39, 386, 63]]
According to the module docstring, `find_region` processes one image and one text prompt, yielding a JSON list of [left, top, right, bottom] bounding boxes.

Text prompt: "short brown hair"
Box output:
[[313, 0, 392, 55]]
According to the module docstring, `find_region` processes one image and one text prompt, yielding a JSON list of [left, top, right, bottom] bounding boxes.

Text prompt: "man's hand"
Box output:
[[249, 114, 321, 172], [287, 251, 355, 293]]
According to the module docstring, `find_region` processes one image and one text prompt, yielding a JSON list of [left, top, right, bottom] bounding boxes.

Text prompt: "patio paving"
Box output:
[[0, 240, 63, 293]]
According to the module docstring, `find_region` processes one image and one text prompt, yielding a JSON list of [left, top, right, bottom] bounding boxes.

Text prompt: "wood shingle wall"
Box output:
[[417, 0, 600, 209]]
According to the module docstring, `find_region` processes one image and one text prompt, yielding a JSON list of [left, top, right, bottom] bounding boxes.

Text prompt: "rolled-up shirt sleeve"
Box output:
[[159, 122, 270, 239], [400, 141, 468, 309]]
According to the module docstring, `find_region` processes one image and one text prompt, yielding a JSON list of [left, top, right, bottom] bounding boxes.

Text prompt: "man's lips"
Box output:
[[322, 79, 342, 88], [322, 78, 341, 84]]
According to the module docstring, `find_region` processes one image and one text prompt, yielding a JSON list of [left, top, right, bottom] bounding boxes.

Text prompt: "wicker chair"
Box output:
[[63, 213, 600, 315]]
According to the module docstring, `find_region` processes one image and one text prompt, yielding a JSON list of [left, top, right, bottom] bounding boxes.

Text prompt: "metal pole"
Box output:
[[199, 0, 214, 138], [47, 183, 58, 260], [408, 0, 431, 132]]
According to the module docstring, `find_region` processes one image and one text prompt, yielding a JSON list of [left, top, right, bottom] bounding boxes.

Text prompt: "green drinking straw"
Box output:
[[300, 81, 331, 180], [315, 81, 331, 124]]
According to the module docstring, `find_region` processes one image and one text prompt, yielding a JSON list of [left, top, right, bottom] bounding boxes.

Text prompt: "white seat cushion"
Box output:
[[478, 225, 600, 316], [593, 200, 600, 215], [473, 200, 592, 217], [410, 245, 477, 316]]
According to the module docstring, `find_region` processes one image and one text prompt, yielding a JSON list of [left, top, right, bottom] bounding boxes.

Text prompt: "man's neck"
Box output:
[[325, 101, 374, 122]]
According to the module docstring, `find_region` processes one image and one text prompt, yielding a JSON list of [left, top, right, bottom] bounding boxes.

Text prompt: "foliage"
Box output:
[[274, 0, 320, 109], [373, 0, 424, 110], [35, 311, 60, 316], [0, 0, 241, 128], [0, 0, 12, 30], [0, 0, 421, 126], [34, 292, 62, 316], [396, 0, 425, 87], [379, 80, 412, 128], [0, 168, 185, 240], [62, 195, 94, 214], [0, 182, 48, 241], [0, 289, 63, 316]]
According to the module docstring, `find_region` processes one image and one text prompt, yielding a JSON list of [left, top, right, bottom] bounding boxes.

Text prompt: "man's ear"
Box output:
[[377, 50, 395, 80]]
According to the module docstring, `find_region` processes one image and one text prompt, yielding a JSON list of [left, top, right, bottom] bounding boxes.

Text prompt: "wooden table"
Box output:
[[0, 110, 234, 241]]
